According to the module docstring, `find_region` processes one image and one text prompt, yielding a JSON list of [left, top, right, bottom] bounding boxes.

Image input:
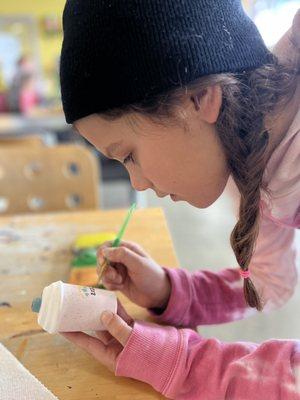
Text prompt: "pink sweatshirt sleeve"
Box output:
[[116, 320, 300, 399], [149, 214, 298, 328]]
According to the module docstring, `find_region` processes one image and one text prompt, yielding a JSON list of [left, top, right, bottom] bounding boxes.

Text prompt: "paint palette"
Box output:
[[69, 232, 116, 287]]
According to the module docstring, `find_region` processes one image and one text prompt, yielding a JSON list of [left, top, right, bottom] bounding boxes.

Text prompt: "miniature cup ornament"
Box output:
[[32, 281, 117, 334]]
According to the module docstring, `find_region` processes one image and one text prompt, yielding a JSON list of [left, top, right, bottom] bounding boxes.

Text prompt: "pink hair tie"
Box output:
[[240, 269, 250, 279]]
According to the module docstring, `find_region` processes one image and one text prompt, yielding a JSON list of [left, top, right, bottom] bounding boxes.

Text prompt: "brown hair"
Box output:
[[101, 57, 299, 311]]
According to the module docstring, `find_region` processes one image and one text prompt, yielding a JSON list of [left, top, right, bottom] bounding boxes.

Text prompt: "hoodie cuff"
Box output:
[[148, 267, 192, 326], [115, 321, 184, 396]]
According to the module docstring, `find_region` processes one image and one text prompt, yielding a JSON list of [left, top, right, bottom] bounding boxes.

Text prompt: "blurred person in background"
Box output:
[[7, 55, 40, 114]]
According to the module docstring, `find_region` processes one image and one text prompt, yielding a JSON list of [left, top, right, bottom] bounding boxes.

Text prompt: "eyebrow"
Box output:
[[104, 141, 123, 158]]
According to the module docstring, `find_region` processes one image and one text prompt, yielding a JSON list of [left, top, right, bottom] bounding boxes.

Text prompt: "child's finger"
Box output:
[[95, 330, 114, 345], [102, 246, 144, 274], [97, 241, 113, 262], [117, 300, 134, 326], [105, 265, 123, 284], [112, 264, 128, 284], [100, 311, 132, 347], [62, 332, 113, 369], [102, 278, 124, 291], [97, 241, 148, 263], [118, 241, 149, 258]]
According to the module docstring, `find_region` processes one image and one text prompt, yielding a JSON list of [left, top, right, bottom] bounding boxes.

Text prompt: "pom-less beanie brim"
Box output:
[[60, 0, 273, 124]]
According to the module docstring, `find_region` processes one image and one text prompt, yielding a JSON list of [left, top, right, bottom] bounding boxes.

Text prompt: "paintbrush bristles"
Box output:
[[97, 258, 109, 285]]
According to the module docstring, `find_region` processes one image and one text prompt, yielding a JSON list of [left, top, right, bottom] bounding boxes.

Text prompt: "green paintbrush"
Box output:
[[97, 203, 136, 284]]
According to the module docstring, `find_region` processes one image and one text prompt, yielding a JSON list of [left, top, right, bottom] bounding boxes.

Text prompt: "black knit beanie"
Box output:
[[60, 0, 273, 124]]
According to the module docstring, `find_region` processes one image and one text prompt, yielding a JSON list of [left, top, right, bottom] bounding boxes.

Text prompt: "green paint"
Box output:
[[71, 248, 97, 267]]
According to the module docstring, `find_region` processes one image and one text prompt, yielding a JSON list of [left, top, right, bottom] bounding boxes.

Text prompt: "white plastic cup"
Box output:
[[31, 281, 117, 334]]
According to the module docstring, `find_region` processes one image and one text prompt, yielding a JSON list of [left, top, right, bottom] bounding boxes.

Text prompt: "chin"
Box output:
[[188, 199, 214, 209], [179, 197, 219, 209], [191, 179, 229, 209]]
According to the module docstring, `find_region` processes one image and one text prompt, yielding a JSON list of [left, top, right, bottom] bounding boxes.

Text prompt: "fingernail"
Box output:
[[101, 310, 113, 324]]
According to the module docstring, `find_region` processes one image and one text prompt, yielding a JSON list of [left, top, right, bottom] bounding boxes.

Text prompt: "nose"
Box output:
[[129, 170, 152, 192]]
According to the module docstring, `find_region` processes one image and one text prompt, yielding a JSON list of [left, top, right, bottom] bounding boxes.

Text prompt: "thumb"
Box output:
[[100, 311, 132, 346], [102, 246, 143, 272]]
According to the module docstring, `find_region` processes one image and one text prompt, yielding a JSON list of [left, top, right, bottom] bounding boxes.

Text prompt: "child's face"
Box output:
[[75, 98, 230, 208]]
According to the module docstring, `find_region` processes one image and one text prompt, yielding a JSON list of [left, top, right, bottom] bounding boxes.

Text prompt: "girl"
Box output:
[[60, 1, 300, 399]]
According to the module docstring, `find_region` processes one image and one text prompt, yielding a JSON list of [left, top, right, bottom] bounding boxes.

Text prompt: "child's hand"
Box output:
[[62, 300, 133, 373], [97, 241, 171, 310]]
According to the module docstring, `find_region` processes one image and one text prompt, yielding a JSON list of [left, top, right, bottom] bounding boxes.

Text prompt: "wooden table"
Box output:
[[0, 112, 68, 136], [0, 208, 179, 399]]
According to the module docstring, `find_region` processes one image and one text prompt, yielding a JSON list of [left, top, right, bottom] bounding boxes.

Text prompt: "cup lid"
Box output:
[[31, 297, 42, 313]]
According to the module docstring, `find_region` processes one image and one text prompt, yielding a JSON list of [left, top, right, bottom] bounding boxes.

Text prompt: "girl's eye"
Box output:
[[123, 153, 134, 164]]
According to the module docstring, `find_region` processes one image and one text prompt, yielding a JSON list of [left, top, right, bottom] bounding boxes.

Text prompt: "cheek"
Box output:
[[139, 145, 193, 191], [141, 159, 171, 187], [179, 144, 229, 206], [138, 150, 168, 179], [137, 138, 229, 203]]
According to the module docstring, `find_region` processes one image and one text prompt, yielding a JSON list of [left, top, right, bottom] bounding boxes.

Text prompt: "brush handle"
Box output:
[[112, 203, 136, 247], [97, 203, 136, 284]]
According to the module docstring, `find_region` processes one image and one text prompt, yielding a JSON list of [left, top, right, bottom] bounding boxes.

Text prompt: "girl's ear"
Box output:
[[191, 85, 222, 124]]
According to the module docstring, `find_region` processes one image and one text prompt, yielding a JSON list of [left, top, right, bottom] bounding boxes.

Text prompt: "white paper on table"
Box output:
[[0, 343, 59, 400]]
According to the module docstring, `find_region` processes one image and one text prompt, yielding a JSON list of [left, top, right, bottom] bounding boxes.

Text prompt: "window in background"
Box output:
[[0, 16, 41, 86], [0, 16, 42, 113]]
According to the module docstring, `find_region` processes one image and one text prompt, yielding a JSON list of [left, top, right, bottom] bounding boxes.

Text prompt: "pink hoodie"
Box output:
[[115, 106, 300, 399]]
